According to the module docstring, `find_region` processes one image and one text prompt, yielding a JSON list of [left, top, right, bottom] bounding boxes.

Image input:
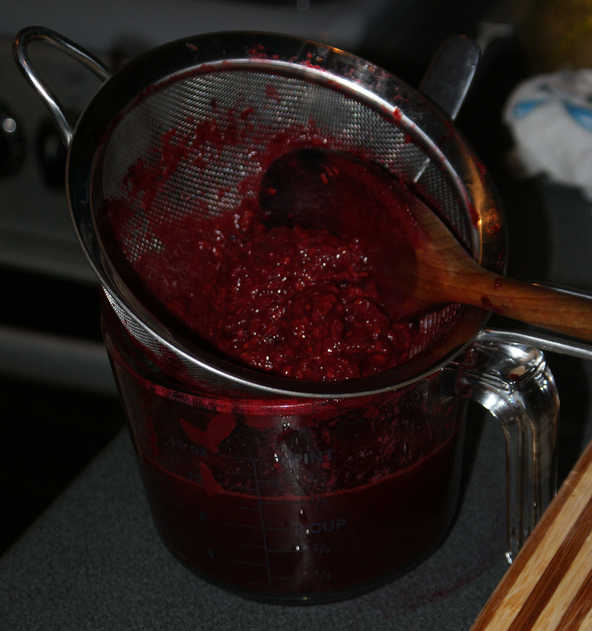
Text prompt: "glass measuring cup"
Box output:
[[102, 294, 558, 604]]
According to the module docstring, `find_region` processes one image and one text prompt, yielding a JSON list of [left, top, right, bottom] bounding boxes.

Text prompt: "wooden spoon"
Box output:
[[407, 189, 592, 341], [259, 149, 592, 342]]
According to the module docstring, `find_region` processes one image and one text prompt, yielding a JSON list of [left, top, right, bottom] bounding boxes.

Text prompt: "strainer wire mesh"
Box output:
[[85, 53, 485, 396]]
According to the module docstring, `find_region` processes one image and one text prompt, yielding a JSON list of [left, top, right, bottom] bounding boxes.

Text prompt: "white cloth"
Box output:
[[503, 70, 592, 199]]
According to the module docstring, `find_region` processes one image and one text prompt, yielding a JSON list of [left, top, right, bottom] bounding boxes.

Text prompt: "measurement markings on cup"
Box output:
[[219, 460, 350, 582]]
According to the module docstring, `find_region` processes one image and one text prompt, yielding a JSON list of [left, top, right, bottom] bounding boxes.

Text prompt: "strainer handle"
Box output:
[[13, 26, 110, 147]]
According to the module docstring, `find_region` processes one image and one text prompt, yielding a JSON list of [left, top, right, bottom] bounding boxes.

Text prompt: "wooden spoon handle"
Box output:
[[471, 439, 592, 631], [446, 270, 592, 341], [409, 192, 592, 341]]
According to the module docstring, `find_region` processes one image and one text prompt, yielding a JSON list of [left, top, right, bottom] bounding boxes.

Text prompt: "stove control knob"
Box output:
[[36, 117, 67, 189], [0, 103, 26, 176]]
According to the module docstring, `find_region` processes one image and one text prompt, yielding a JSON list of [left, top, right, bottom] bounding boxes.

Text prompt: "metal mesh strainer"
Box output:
[[14, 27, 505, 398]]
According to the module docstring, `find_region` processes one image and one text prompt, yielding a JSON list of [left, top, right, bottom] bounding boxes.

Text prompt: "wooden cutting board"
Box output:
[[470, 440, 592, 631]]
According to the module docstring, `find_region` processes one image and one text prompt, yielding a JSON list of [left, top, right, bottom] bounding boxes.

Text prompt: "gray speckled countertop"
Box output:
[[2, 180, 592, 630]]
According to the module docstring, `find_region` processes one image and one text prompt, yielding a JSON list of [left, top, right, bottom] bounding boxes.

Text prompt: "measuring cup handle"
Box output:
[[13, 26, 111, 147], [449, 334, 559, 563]]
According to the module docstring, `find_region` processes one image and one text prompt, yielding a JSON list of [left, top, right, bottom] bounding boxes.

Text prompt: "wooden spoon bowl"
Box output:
[[260, 149, 592, 342]]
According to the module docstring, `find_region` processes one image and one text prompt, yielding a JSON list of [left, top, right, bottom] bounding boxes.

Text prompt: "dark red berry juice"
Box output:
[[103, 300, 466, 603]]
